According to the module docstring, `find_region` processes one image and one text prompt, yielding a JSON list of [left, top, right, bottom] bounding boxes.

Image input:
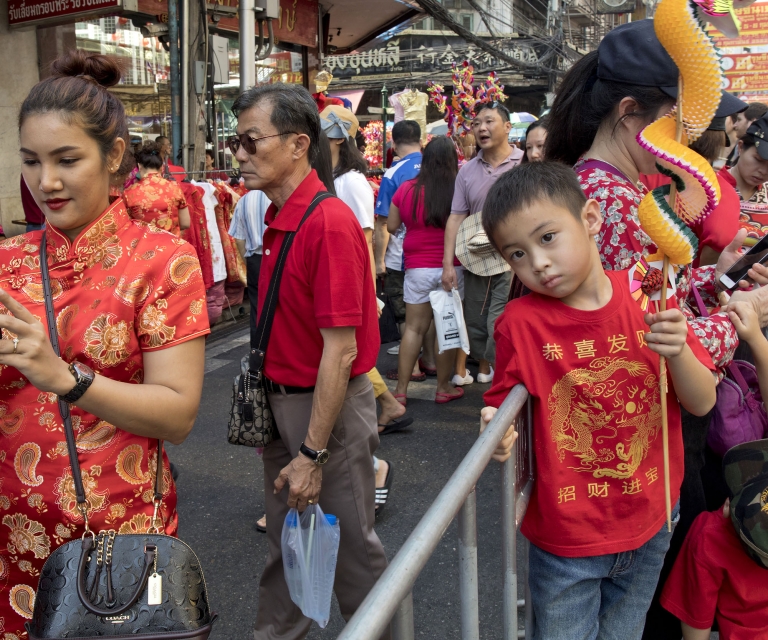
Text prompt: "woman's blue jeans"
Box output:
[[528, 502, 680, 640]]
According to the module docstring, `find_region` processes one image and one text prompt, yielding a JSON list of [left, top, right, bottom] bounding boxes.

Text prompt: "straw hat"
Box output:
[[320, 105, 359, 139], [455, 212, 510, 277]]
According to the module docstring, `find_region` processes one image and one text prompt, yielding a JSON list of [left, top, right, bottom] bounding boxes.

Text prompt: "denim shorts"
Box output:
[[528, 502, 680, 640]]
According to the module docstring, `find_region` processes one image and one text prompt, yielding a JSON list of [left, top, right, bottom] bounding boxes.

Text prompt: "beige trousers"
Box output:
[[253, 375, 390, 640]]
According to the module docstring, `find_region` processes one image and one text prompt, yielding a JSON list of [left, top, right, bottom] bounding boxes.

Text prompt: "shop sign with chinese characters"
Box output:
[[324, 39, 540, 78]]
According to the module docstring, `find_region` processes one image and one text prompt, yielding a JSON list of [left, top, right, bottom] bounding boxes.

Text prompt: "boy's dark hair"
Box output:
[[392, 120, 421, 146], [474, 100, 510, 123], [205, 149, 215, 159], [482, 162, 587, 251]]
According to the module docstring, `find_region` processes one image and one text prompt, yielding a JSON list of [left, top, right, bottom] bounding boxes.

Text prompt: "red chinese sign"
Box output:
[[8, 0, 121, 26]]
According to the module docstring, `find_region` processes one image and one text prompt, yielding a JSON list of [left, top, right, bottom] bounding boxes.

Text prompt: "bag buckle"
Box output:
[[249, 349, 265, 372]]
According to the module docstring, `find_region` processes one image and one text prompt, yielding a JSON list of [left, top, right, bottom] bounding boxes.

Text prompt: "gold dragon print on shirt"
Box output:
[[548, 357, 661, 479]]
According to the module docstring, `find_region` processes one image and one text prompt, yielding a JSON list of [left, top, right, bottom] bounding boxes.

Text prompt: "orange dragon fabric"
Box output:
[[0, 200, 208, 636]]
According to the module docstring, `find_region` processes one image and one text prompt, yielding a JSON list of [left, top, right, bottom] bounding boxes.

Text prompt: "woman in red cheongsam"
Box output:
[[123, 141, 191, 237], [2, 50, 208, 637]]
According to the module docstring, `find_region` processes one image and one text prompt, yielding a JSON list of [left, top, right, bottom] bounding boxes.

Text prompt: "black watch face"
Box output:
[[316, 450, 330, 465]]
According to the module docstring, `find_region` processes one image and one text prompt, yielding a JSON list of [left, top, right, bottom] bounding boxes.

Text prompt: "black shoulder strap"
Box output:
[[250, 191, 332, 371], [40, 234, 165, 518]]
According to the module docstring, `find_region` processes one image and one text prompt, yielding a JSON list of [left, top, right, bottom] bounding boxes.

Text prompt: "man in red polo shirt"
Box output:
[[231, 83, 388, 639]]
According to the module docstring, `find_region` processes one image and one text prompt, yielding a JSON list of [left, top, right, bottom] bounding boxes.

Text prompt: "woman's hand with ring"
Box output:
[[0, 290, 73, 394]]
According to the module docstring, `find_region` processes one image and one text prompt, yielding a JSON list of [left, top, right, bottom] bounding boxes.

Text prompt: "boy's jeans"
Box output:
[[528, 502, 680, 640]]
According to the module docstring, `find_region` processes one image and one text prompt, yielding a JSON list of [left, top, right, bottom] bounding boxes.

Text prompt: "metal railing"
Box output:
[[337, 384, 534, 640]]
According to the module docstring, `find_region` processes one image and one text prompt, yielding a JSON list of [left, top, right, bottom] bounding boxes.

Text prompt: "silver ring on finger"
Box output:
[[12, 338, 19, 354], [307, 499, 314, 504]]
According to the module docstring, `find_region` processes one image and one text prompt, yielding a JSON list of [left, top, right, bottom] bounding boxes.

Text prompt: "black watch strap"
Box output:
[[60, 363, 95, 403], [299, 442, 329, 465]]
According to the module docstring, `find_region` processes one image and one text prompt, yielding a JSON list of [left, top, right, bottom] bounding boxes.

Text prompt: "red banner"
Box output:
[[9, 0, 121, 26]]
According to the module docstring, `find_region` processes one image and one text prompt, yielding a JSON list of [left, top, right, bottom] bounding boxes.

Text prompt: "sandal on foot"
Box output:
[[435, 387, 465, 404], [393, 393, 407, 407], [418, 358, 437, 377], [378, 413, 414, 435], [386, 369, 426, 382], [375, 461, 394, 516], [256, 515, 267, 533]]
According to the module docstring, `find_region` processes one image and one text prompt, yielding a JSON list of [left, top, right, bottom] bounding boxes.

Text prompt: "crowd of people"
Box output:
[[5, 13, 768, 640]]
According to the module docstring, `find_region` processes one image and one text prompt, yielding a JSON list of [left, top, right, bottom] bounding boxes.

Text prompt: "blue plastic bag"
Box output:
[[282, 503, 340, 627]]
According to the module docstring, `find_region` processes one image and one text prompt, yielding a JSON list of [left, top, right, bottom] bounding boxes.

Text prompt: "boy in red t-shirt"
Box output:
[[660, 438, 768, 640], [480, 162, 717, 640]]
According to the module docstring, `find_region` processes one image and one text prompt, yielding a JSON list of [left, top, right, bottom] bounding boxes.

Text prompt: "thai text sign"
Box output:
[[9, 0, 120, 26], [324, 40, 540, 78]]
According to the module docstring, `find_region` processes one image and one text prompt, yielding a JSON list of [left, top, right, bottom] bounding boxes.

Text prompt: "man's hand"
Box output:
[[480, 406, 518, 462], [376, 262, 387, 278], [725, 285, 768, 327], [644, 309, 688, 358], [274, 454, 322, 511], [442, 265, 458, 292]]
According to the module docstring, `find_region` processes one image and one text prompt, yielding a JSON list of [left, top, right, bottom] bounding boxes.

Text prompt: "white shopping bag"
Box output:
[[429, 288, 470, 355]]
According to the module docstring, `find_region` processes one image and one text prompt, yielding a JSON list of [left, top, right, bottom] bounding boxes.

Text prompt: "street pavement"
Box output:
[[167, 324, 526, 639]]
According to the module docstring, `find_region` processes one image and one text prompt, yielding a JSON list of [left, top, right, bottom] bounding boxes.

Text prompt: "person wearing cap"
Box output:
[[660, 440, 768, 639], [641, 91, 745, 266], [441, 101, 523, 385], [722, 113, 768, 244], [545, 18, 768, 640]]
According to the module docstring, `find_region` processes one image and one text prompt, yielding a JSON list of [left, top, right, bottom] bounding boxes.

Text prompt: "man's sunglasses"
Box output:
[[227, 131, 296, 155]]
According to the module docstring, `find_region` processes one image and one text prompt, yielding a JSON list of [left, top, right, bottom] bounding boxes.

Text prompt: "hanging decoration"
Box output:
[[427, 61, 505, 138], [362, 121, 384, 168]]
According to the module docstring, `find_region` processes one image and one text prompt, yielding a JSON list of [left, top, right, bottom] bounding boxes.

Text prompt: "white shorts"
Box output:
[[403, 267, 465, 304]]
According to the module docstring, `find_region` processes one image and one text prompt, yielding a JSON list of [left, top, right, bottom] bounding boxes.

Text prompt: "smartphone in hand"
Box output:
[[719, 234, 768, 291]]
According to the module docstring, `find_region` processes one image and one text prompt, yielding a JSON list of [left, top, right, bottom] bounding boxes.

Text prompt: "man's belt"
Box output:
[[263, 377, 315, 395]]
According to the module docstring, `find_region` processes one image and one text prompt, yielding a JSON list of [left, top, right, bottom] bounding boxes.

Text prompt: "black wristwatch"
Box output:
[[60, 361, 95, 403], [299, 441, 330, 466]]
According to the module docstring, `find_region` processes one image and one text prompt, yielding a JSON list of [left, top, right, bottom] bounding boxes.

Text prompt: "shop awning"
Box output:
[[325, 0, 422, 54]]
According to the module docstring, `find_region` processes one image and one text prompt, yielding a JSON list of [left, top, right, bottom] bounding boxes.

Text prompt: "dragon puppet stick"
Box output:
[[657, 76, 685, 532], [636, 0, 725, 531]]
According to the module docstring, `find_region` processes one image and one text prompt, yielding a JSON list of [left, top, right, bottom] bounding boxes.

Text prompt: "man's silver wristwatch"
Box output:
[[299, 441, 330, 466]]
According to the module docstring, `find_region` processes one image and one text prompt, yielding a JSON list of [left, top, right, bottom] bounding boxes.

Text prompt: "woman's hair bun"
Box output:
[[50, 49, 125, 89]]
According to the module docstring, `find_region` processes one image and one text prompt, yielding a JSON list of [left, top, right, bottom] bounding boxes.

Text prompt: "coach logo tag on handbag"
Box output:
[[148, 572, 162, 605], [104, 614, 133, 624]]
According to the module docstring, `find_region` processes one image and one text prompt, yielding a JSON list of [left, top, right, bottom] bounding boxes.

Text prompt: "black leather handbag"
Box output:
[[228, 192, 331, 447], [26, 234, 217, 639]]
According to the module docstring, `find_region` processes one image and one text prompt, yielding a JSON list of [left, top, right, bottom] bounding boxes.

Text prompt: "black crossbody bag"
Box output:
[[27, 234, 217, 639], [228, 192, 331, 447]]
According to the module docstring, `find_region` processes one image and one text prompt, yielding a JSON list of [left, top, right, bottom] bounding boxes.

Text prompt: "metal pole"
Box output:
[[458, 490, 480, 640], [381, 83, 388, 169], [524, 538, 534, 640], [168, 0, 181, 164], [502, 443, 518, 640], [240, 0, 256, 92], [390, 593, 415, 640], [181, 0, 189, 170], [337, 386, 529, 640]]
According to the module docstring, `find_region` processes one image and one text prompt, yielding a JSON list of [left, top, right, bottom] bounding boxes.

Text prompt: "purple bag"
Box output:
[[708, 360, 768, 457], [691, 287, 768, 457]]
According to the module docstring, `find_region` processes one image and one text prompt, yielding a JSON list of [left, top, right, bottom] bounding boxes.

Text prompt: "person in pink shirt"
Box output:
[[388, 136, 465, 404]]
